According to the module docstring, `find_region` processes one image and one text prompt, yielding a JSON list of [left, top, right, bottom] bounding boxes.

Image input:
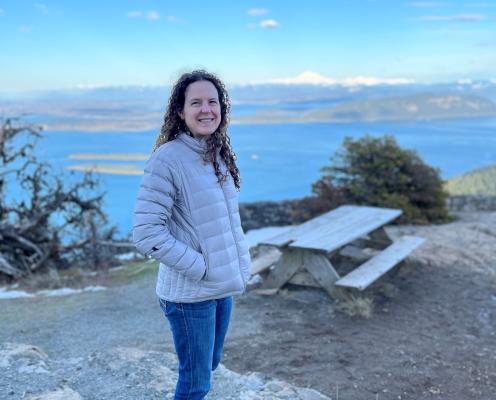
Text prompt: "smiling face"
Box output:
[[179, 80, 222, 139]]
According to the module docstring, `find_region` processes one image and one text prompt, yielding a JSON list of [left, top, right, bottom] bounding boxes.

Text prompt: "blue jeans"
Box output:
[[158, 297, 233, 400]]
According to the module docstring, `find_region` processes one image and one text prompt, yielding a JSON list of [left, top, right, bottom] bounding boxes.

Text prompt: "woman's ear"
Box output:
[[178, 110, 184, 120]]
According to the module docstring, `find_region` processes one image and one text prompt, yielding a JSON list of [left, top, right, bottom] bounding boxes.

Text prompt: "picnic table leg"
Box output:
[[260, 248, 303, 291], [367, 227, 393, 249], [302, 251, 341, 298]]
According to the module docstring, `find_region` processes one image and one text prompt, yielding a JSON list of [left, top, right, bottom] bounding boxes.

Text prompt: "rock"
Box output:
[[26, 386, 82, 400], [0, 342, 330, 399]]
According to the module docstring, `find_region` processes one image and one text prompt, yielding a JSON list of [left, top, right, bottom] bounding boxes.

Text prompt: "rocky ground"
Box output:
[[1, 212, 495, 400]]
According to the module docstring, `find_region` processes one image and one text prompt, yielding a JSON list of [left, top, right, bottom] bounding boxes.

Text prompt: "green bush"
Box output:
[[293, 135, 450, 224]]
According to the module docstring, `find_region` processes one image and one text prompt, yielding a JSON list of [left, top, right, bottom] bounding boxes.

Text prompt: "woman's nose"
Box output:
[[200, 103, 211, 113]]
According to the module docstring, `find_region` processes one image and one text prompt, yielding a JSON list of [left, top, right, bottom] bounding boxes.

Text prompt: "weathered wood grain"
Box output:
[[261, 248, 302, 290], [251, 247, 282, 276], [260, 205, 401, 253], [335, 236, 425, 291], [302, 251, 341, 297]]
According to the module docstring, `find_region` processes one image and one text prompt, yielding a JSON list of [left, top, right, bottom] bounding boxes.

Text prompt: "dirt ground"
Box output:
[[1, 212, 495, 400], [227, 262, 496, 399]]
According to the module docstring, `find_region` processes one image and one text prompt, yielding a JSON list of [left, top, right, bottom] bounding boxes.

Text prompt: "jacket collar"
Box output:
[[177, 132, 209, 155]]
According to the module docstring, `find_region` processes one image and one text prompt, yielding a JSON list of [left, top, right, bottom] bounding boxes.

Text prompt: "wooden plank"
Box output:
[[288, 270, 321, 288], [302, 251, 341, 298], [289, 206, 401, 252], [335, 236, 425, 291], [251, 247, 282, 275], [261, 248, 302, 290], [259, 205, 401, 253], [363, 227, 394, 249]]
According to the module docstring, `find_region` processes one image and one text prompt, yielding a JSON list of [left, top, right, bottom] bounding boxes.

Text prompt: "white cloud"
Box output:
[[34, 3, 49, 15], [260, 19, 279, 28], [266, 71, 414, 86], [127, 10, 161, 21], [147, 11, 160, 21], [19, 25, 32, 33], [419, 14, 485, 21], [406, 2, 447, 7], [166, 15, 184, 24], [127, 10, 142, 18], [247, 8, 268, 16]]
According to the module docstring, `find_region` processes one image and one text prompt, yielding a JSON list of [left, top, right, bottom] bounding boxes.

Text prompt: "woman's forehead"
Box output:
[[185, 80, 219, 99]]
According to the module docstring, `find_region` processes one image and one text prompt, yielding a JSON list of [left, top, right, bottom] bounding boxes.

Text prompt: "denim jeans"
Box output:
[[158, 296, 233, 400]]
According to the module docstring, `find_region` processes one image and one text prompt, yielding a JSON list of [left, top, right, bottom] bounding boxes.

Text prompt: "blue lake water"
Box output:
[[24, 117, 496, 237]]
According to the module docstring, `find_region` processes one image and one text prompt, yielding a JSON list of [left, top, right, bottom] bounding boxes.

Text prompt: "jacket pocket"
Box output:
[[198, 239, 210, 281]]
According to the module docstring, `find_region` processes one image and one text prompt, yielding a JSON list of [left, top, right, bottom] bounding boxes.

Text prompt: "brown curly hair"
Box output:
[[153, 70, 241, 190]]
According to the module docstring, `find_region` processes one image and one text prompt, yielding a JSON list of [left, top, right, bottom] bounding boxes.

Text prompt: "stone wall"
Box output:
[[239, 200, 295, 231], [447, 195, 496, 212]]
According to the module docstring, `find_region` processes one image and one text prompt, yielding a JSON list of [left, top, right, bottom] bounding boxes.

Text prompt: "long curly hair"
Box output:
[[153, 70, 241, 190]]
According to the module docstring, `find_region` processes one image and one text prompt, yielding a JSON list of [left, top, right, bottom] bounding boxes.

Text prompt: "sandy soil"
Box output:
[[1, 212, 495, 399]]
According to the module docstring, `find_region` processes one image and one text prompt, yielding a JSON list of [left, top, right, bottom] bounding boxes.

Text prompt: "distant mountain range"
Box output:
[[1, 80, 495, 131]]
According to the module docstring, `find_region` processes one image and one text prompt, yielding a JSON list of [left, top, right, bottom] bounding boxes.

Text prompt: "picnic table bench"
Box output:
[[253, 205, 425, 298]]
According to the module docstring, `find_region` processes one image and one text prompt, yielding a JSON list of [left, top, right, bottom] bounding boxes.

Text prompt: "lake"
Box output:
[[28, 117, 496, 237]]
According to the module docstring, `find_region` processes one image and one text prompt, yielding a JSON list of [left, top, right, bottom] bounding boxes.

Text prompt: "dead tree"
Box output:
[[0, 118, 118, 279]]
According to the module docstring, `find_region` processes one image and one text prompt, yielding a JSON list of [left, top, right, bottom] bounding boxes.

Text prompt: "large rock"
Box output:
[[0, 342, 330, 399]]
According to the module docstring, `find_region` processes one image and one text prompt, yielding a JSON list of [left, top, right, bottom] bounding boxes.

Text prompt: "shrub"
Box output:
[[0, 118, 118, 280], [293, 135, 450, 224]]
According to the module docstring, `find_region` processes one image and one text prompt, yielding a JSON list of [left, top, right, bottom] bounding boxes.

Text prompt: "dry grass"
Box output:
[[377, 282, 399, 299], [336, 294, 374, 318]]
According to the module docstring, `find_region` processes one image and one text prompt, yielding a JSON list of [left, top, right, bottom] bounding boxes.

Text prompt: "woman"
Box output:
[[133, 70, 251, 399]]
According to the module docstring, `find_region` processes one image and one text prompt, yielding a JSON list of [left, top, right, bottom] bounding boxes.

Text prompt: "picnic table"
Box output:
[[253, 205, 425, 298]]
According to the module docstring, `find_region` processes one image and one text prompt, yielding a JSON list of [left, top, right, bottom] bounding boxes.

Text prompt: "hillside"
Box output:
[[446, 164, 496, 195], [1, 80, 496, 131], [234, 94, 496, 124]]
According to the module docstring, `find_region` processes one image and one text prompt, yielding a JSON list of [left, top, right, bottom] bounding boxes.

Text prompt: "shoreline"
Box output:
[[37, 114, 496, 133]]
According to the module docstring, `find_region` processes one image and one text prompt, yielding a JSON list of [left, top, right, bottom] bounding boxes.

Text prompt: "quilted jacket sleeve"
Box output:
[[133, 152, 206, 282]]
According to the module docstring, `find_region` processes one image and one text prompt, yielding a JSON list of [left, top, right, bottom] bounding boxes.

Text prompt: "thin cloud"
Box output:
[[260, 19, 279, 29], [476, 41, 496, 47], [147, 11, 160, 21], [166, 15, 185, 24], [127, 10, 161, 21], [19, 25, 33, 33], [34, 3, 50, 15], [0, 8, 4, 15], [127, 11, 142, 18], [406, 2, 447, 7], [466, 2, 496, 7], [419, 14, 486, 21], [247, 8, 268, 16]]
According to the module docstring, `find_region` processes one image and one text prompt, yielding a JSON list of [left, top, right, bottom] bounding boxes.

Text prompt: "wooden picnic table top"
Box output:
[[259, 205, 402, 253]]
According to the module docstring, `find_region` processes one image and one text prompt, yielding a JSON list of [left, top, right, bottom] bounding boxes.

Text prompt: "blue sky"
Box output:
[[1, 0, 495, 91]]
